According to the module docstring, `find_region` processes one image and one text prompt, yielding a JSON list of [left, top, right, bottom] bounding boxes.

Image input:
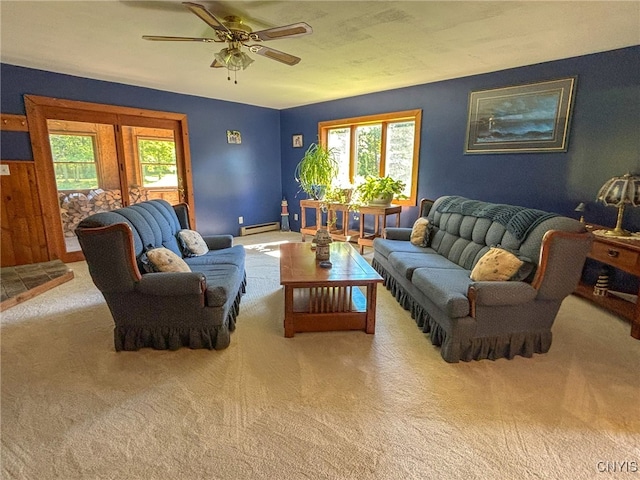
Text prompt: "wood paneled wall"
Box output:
[[1, 113, 49, 266], [1, 160, 49, 266]]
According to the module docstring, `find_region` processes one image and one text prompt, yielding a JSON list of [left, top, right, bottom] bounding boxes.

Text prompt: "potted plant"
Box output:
[[355, 175, 406, 206], [294, 143, 339, 200], [323, 184, 355, 205]]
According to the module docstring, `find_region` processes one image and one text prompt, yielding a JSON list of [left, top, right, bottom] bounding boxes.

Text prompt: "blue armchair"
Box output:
[[76, 200, 246, 351]]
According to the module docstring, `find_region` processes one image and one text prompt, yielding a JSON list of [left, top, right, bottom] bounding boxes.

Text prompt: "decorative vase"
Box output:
[[314, 228, 332, 261]]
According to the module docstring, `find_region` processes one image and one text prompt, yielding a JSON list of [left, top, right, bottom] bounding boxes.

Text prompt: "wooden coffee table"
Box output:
[[279, 242, 383, 337]]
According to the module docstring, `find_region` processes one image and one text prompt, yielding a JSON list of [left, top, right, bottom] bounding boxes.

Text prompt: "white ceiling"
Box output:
[[1, 1, 639, 109]]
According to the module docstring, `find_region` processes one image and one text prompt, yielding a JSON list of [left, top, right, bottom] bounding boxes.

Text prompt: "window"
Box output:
[[137, 137, 178, 188], [49, 133, 99, 190], [319, 109, 422, 205]]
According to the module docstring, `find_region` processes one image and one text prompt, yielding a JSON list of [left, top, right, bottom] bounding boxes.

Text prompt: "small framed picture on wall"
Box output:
[[227, 130, 242, 144], [292, 134, 303, 148]]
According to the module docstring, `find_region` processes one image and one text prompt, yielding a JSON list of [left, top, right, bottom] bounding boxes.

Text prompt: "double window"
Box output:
[[319, 109, 422, 205]]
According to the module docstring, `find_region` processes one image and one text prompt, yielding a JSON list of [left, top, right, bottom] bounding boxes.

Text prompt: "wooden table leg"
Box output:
[[359, 213, 366, 254], [301, 206, 307, 241], [632, 296, 640, 339], [284, 286, 295, 337], [365, 283, 377, 334]]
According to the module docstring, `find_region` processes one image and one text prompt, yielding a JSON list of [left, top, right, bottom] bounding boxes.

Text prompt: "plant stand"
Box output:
[[357, 204, 402, 254], [299, 199, 359, 242]]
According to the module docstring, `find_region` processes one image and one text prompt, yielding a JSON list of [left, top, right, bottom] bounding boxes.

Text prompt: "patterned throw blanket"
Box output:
[[435, 196, 558, 240]]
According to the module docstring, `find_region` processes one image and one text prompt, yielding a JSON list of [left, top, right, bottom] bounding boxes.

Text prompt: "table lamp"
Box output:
[[596, 172, 640, 236]]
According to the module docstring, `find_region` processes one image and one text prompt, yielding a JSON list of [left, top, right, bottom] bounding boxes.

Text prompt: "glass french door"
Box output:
[[26, 95, 194, 263], [47, 121, 181, 253], [121, 125, 180, 206], [48, 119, 122, 253]]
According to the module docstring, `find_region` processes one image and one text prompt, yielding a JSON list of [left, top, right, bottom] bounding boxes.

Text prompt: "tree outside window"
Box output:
[[138, 138, 178, 188], [49, 133, 99, 190]]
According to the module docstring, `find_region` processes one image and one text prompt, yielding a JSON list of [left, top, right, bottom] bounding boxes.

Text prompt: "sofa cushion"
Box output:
[[373, 238, 431, 260], [145, 247, 191, 273], [412, 267, 472, 318], [470, 247, 524, 281], [178, 229, 209, 257], [388, 251, 454, 281], [125, 202, 182, 256], [77, 199, 183, 257], [410, 218, 431, 247], [184, 245, 246, 268]]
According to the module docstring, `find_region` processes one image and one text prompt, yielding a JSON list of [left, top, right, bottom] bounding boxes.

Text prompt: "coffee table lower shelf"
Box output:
[[284, 284, 373, 337]]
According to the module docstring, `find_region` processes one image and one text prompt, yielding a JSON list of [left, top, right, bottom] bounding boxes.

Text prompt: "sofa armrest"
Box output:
[[384, 227, 412, 241], [135, 272, 206, 297], [531, 230, 593, 300], [467, 282, 538, 318], [203, 235, 234, 250]]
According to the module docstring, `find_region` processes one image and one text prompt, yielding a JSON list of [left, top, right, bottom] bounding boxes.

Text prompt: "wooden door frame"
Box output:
[[25, 95, 195, 263]]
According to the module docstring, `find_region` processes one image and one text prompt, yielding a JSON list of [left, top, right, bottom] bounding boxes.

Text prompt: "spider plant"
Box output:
[[294, 143, 339, 199]]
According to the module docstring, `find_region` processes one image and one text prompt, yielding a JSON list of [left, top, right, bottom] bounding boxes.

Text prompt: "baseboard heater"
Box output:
[[240, 222, 280, 236]]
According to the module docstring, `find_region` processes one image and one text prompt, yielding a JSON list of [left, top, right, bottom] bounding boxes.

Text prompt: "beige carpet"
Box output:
[[1, 232, 639, 480]]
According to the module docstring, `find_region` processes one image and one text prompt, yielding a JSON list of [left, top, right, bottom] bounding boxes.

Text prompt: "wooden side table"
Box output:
[[299, 199, 322, 241], [299, 200, 359, 242], [357, 205, 402, 254], [573, 224, 640, 340], [326, 203, 359, 242]]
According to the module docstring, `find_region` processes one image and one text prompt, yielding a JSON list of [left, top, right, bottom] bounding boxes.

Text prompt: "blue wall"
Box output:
[[2, 46, 639, 237], [0, 64, 283, 236], [281, 46, 640, 232]]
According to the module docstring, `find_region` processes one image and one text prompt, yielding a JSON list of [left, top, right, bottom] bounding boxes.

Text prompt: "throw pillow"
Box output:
[[410, 217, 431, 247], [497, 246, 536, 282], [145, 247, 191, 273], [177, 229, 208, 257], [470, 247, 524, 281]]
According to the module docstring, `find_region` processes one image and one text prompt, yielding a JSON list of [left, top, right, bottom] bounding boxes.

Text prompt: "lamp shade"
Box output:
[[215, 47, 254, 71], [596, 172, 640, 207], [596, 172, 640, 236]]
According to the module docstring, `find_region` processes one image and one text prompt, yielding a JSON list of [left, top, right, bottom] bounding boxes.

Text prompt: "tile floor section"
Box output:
[[1, 260, 71, 303]]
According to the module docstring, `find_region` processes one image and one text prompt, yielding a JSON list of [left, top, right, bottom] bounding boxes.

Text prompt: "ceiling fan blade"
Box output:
[[183, 2, 230, 33], [248, 45, 301, 66], [210, 59, 225, 68], [250, 22, 313, 41], [142, 35, 218, 43]]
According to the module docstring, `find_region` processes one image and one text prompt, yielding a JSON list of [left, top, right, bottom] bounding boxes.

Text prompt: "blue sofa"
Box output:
[[373, 196, 593, 363], [76, 199, 246, 351]]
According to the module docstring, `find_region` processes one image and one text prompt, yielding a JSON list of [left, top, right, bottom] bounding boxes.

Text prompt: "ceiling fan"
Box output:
[[142, 2, 312, 83]]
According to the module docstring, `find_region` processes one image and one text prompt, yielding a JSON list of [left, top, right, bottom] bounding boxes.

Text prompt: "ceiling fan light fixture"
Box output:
[[238, 52, 254, 70], [143, 3, 312, 83], [215, 46, 254, 71], [214, 48, 231, 66]]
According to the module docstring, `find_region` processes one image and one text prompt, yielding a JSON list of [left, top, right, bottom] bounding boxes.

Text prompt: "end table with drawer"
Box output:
[[574, 224, 640, 340]]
